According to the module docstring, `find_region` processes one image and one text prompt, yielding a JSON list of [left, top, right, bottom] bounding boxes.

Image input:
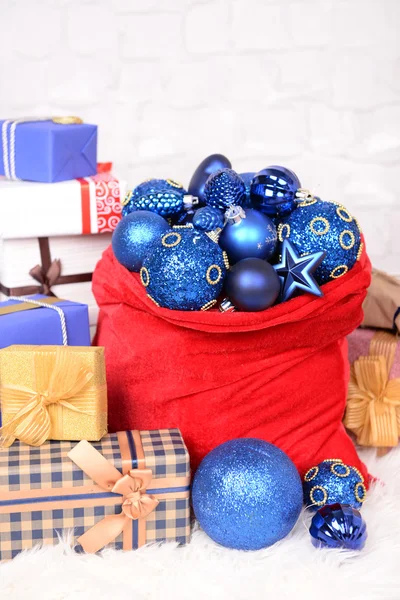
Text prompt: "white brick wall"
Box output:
[[1, 0, 399, 272]]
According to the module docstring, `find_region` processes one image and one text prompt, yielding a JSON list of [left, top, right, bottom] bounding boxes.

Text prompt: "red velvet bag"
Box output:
[[93, 244, 371, 478]]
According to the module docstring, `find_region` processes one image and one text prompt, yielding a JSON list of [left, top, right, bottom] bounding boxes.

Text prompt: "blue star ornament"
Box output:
[[274, 240, 325, 301]]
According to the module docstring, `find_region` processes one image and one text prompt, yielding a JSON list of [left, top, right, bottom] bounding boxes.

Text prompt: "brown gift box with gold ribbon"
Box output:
[[0, 345, 107, 446]]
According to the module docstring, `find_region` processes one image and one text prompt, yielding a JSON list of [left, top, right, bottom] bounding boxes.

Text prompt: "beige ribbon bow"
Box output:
[[29, 260, 61, 297], [344, 330, 400, 447]]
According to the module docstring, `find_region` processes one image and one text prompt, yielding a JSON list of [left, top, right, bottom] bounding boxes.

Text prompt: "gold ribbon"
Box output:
[[344, 330, 400, 447], [68, 440, 159, 553], [0, 347, 99, 447]]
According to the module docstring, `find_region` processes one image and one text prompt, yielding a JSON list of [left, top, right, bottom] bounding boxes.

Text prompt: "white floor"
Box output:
[[1, 446, 400, 600]]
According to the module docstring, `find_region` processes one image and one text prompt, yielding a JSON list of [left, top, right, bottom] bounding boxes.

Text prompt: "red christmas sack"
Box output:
[[93, 244, 371, 479]]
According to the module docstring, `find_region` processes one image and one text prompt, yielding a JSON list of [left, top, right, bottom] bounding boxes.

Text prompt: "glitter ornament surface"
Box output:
[[141, 225, 227, 310], [122, 179, 189, 218], [309, 503, 367, 550], [219, 208, 277, 264], [192, 438, 303, 550], [250, 166, 301, 217], [193, 206, 224, 232], [277, 198, 362, 285], [303, 459, 367, 511], [112, 211, 170, 272], [204, 168, 246, 210]]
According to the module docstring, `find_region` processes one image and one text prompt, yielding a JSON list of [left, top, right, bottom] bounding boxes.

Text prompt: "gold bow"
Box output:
[[68, 440, 159, 553], [0, 348, 97, 447], [344, 330, 400, 447]]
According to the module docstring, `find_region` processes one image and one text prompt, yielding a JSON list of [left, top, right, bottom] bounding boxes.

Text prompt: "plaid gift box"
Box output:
[[0, 429, 191, 560]]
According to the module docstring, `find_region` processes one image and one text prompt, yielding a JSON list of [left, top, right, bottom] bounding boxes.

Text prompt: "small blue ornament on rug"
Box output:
[[303, 459, 367, 511], [192, 438, 303, 550], [193, 206, 224, 232], [309, 503, 367, 550], [122, 179, 197, 219], [273, 239, 325, 301], [223, 257, 280, 312], [250, 165, 301, 217], [140, 225, 227, 311], [112, 211, 170, 272], [188, 154, 232, 204], [204, 168, 246, 210]]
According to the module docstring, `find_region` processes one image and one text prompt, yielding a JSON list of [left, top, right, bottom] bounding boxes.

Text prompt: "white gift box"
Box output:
[[0, 165, 126, 339]]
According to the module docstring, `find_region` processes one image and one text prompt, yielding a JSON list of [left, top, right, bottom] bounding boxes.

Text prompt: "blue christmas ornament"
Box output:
[[224, 258, 280, 312], [188, 154, 232, 204], [303, 459, 367, 511], [273, 239, 325, 302], [310, 503, 367, 551], [193, 206, 224, 232], [122, 179, 197, 219], [250, 166, 301, 217], [112, 211, 170, 272], [192, 438, 303, 550], [239, 172, 256, 207], [140, 225, 227, 311], [277, 198, 362, 285], [204, 168, 246, 210], [219, 206, 277, 264]]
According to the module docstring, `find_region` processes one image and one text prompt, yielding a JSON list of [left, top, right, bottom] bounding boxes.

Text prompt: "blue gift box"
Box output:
[[0, 119, 97, 183]]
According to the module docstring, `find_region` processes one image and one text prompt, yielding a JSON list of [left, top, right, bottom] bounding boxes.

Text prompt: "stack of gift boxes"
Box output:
[[0, 117, 191, 561]]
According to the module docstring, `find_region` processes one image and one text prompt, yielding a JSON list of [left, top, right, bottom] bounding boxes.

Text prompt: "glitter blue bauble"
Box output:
[[111, 211, 170, 272], [188, 154, 232, 204], [140, 225, 227, 311], [239, 172, 256, 207], [122, 179, 189, 218], [219, 208, 277, 264], [204, 168, 246, 210], [192, 438, 303, 550], [224, 258, 280, 311], [303, 459, 367, 511], [310, 503, 367, 550], [193, 206, 224, 232], [250, 166, 301, 217], [277, 198, 362, 285]]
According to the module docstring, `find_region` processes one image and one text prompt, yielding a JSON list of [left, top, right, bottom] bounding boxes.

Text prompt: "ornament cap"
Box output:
[[183, 195, 199, 211], [219, 298, 236, 313], [295, 188, 315, 204], [225, 206, 246, 225]]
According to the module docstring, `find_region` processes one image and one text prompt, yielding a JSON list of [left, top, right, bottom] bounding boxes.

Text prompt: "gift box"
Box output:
[[345, 328, 400, 448], [0, 118, 97, 183], [0, 165, 126, 338], [0, 429, 191, 561], [0, 345, 107, 446]]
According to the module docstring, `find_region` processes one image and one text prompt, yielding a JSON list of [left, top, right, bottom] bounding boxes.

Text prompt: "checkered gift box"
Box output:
[[0, 429, 191, 560]]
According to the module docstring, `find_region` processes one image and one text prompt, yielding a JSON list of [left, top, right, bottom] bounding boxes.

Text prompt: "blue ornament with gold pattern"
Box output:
[[303, 459, 367, 511], [140, 225, 228, 311], [122, 179, 198, 219], [204, 168, 246, 210], [250, 166, 301, 218], [277, 198, 362, 285], [310, 503, 367, 550]]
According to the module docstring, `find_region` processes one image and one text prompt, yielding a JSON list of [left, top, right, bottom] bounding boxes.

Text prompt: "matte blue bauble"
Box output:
[[277, 198, 362, 284], [111, 211, 170, 272], [219, 207, 277, 264], [192, 438, 303, 550], [303, 459, 367, 511], [310, 503, 367, 550], [204, 168, 246, 210], [250, 166, 301, 217], [140, 225, 227, 311], [193, 206, 224, 232], [225, 258, 280, 311], [122, 179, 190, 218], [239, 172, 256, 207], [188, 154, 232, 204]]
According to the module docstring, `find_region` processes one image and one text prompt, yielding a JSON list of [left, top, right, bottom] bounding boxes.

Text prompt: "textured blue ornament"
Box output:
[[225, 258, 280, 311], [219, 207, 277, 264], [140, 225, 227, 311], [273, 239, 325, 301], [204, 168, 246, 210], [310, 503, 367, 550], [188, 154, 232, 204], [193, 206, 224, 232], [192, 438, 303, 550], [303, 459, 367, 511], [239, 172, 256, 207], [250, 166, 301, 217], [277, 198, 362, 285], [122, 179, 190, 218], [111, 211, 170, 272]]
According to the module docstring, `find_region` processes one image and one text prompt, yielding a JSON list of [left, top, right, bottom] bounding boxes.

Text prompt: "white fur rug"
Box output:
[[1, 447, 400, 600]]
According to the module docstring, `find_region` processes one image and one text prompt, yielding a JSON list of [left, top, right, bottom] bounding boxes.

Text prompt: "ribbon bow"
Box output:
[[29, 260, 61, 296], [0, 348, 95, 447], [344, 331, 400, 447], [68, 440, 159, 553]]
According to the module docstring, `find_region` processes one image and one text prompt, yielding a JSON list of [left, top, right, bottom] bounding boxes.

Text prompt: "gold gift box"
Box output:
[[0, 345, 107, 446]]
